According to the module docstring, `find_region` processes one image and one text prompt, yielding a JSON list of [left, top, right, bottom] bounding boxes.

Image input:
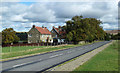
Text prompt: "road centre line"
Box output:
[[49, 53, 63, 58], [13, 59, 42, 68]]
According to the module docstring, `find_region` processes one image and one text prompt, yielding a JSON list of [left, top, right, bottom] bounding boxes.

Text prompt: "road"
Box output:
[[1, 41, 111, 73]]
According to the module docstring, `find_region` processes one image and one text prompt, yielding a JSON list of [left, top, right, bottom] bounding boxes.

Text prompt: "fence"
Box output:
[[2, 42, 73, 47]]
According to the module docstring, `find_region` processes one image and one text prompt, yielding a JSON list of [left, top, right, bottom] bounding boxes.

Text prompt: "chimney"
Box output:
[[42, 26, 44, 28], [59, 26, 61, 28], [33, 25, 35, 28]]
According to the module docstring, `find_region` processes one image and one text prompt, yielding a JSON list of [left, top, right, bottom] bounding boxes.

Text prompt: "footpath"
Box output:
[[46, 41, 113, 72]]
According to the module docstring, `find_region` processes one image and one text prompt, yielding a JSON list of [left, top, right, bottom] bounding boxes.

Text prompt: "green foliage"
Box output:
[[104, 33, 111, 41], [16, 32, 28, 42], [2, 28, 20, 44], [111, 33, 120, 40], [67, 32, 73, 41], [65, 15, 106, 44]]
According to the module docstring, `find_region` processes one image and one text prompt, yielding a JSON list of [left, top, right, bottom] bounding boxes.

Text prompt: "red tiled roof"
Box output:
[[53, 26, 66, 34], [35, 27, 51, 34], [105, 30, 120, 34], [53, 27, 59, 33], [52, 26, 66, 39]]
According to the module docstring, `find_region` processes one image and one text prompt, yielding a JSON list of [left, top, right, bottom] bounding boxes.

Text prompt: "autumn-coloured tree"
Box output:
[[2, 28, 20, 44]]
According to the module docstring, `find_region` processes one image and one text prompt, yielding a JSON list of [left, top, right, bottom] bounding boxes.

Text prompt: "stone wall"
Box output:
[[28, 28, 40, 43]]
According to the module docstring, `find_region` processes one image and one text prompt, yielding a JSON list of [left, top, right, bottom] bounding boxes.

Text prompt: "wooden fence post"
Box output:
[[10, 46, 11, 52]]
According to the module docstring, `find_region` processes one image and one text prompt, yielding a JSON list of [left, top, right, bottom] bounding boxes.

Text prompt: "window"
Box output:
[[49, 35, 51, 38], [28, 34, 32, 37], [28, 40, 30, 43], [28, 40, 32, 43], [56, 35, 57, 38], [36, 40, 39, 43], [42, 35, 44, 38], [36, 34, 39, 37]]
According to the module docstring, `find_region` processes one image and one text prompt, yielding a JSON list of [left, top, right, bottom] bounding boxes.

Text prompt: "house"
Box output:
[[28, 25, 53, 43], [105, 30, 120, 35], [51, 26, 66, 43]]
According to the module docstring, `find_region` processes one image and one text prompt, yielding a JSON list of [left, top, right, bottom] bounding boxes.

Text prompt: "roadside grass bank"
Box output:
[[2, 46, 47, 53], [1, 41, 91, 60], [1, 41, 102, 61], [2, 45, 75, 59], [2, 41, 98, 53], [72, 40, 118, 72]]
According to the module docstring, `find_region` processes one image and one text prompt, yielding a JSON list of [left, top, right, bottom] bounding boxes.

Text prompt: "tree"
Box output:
[[65, 15, 106, 44], [2, 28, 20, 44], [16, 32, 28, 42], [111, 33, 120, 40], [66, 32, 73, 42], [104, 33, 110, 41]]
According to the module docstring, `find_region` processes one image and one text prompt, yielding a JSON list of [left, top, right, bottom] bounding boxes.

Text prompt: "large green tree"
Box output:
[[65, 15, 106, 44], [2, 28, 20, 44]]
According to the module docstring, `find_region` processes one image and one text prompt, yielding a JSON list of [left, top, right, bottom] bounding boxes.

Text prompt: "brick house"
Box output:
[[28, 25, 53, 43], [105, 30, 120, 35], [51, 26, 66, 43]]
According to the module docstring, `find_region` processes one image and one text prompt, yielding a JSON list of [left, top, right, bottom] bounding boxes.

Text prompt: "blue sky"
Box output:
[[0, 0, 119, 32], [19, 2, 34, 5]]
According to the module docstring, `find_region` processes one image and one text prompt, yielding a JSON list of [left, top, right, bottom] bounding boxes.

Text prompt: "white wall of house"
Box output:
[[40, 34, 53, 43]]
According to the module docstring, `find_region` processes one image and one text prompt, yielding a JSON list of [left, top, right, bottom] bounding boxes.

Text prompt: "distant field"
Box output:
[[73, 40, 118, 71]]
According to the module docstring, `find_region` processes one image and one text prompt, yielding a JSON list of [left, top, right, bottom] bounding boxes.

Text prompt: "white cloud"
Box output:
[[100, 14, 117, 24], [0, 1, 119, 31], [101, 23, 118, 30], [23, 3, 56, 22], [10, 13, 28, 22], [0, 16, 2, 20], [0, 6, 9, 14], [1, 0, 119, 2], [1, 0, 20, 2]]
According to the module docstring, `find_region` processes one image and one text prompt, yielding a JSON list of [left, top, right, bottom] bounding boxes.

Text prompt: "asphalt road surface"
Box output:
[[1, 41, 111, 73]]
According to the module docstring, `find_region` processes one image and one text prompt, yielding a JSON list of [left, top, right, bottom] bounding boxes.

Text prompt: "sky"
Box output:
[[0, 0, 119, 32]]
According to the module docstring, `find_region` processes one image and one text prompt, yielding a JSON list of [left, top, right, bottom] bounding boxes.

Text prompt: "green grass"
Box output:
[[73, 40, 118, 71], [2, 46, 47, 53], [2, 44, 80, 59], [1, 41, 100, 59]]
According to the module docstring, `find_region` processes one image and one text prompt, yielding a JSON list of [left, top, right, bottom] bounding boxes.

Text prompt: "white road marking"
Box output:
[[49, 53, 63, 58], [67, 51, 71, 53], [59, 53, 63, 56], [13, 59, 42, 68], [13, 63, 27, 67], [67, 50, 74, 53], [49, 55, 59, 58]]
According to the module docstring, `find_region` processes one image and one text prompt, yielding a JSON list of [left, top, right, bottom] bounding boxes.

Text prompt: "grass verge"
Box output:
[[2, 45, 75, 59], [1, 41, 100, 60], [2, 42, 91, 60], [72, 40, 118, 71]]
